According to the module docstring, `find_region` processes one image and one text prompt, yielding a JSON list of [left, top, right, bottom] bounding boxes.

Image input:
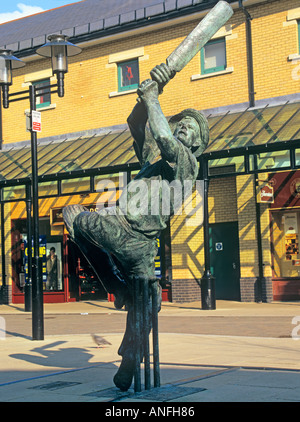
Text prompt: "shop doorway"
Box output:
[[209, 222, 241, 300], [67, 239, 107, 301]]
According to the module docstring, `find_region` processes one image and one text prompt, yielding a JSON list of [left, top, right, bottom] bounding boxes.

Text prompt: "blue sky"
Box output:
[[0, 1, 80, 23]]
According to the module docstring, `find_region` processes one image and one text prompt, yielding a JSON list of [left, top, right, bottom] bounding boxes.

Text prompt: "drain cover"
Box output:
[[84, 387, 130, 399], [135, 385, 206, 401], [84, 385, 206, 401], [29, 381, 81, 391]]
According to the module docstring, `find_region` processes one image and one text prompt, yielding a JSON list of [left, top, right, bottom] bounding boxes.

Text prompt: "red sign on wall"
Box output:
[[269, 171, 300, 208], [257, 184, 274, 203], [32, 110, 41, 132]]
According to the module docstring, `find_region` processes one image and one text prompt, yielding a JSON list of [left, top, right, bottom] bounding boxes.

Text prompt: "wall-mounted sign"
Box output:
[[32, 110, 41, 132], [270, 171, 300, 208], [257, 184, 274, 203], [215, 242, 223, 251]]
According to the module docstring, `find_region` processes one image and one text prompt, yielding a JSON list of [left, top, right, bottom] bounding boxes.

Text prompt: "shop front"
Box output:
[[270, 170, 300, 300], [11, 215, 67, 303], [8, 188, 172, 304], [2, 102, 300, 305]]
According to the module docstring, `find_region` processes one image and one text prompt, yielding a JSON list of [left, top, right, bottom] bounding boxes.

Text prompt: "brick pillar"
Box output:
[[236, 174, 273, 302]]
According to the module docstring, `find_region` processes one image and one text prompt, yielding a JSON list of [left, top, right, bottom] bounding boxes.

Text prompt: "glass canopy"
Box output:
[[1, 101, 300, 185]]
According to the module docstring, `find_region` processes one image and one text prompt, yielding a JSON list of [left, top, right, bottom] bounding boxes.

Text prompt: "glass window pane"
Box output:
[[271, 211, 300, 278], [34, 79, 51, 108], [203, 39, 226, 72], [250, 151, 290, 171], [39, 181, 58, 197], [3, 185, 25, 200], [296, 149, 300, 166], [118, 59, 139, 91], [61, 177, 90, 194]]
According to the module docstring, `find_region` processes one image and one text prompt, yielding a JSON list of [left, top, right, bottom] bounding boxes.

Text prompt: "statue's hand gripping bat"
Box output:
[[150, 0, 233, 93]]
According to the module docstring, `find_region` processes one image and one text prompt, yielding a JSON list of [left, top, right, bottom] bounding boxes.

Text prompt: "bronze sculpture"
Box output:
[[63, 66, 209, 390], [63, 0, 233, 392]]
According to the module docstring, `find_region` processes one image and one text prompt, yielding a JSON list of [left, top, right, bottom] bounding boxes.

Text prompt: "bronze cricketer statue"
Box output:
[[63, 1, 233, 391]]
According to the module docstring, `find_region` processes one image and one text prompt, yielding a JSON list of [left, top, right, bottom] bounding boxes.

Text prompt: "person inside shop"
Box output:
[[46, 247, 59, 290]]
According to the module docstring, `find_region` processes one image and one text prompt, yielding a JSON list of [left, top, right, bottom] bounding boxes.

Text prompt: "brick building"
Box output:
[[0, 0, 300, 305]]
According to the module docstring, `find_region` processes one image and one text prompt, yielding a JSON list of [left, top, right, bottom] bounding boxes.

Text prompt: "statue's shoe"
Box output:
[[113, 354, 135, 391], [62, 204, 88, 239]]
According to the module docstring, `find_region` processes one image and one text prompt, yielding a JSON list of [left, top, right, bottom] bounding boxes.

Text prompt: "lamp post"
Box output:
[[0, 35, 81, 340]]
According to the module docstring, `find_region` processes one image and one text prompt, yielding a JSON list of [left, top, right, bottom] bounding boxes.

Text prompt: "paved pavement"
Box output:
[[0, 300, 300, 405]]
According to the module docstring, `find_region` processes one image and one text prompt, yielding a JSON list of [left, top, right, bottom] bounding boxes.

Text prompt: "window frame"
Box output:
[[200, 37, 227, 75], [117, 59, 140, 92], [33, 78, 51, 109]]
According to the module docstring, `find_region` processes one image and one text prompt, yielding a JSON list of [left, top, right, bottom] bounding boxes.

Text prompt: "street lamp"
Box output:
[[0, 35, 81, 340], [0, 49, 26, 108], [36, 34, 82, 97]]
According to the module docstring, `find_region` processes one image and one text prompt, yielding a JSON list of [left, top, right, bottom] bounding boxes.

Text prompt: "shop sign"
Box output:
[[215, 242, 223, 251], [269, 171, 300, 208], [23, 235, 47, 284], [51, 205, 100, 226], [155, 237, 162, 278], [257, 184, 274, 203]]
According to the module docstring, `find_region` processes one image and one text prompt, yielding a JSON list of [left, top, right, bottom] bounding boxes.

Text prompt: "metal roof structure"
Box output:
[[0, 0, 235, 57], [1, 101, 300, 193], [206, 101, 300, 154]]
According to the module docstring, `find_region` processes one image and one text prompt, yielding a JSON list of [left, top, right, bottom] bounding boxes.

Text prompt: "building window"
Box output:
[[271, 211, 300, 278], [34, 79, 51, 109], [117, 59, 139, 92], [201, 38, 226, 74]]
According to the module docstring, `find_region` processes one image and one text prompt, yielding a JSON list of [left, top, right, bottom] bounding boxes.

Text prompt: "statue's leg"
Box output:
[[63, 205, 130, 308], [113, 276, 162, 391]]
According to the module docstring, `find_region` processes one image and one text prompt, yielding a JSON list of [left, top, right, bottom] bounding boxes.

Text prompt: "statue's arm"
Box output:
[[127, 100, 148, 164], [138, 77, 178, 163]]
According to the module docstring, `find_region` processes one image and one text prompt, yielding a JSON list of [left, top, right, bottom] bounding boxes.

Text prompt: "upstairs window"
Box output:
[[117, 59, 139, 92], [201, 38, 226, 74], [34, 79, 51, 109]]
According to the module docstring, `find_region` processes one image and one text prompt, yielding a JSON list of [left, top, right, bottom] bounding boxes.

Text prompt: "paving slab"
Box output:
[[1, 300, 300, 403]]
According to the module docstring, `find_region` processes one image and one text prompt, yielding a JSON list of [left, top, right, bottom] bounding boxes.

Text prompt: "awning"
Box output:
[[206, 101, 300, 154], [1, 101, 300, 186], [0, 130, 137, 183]]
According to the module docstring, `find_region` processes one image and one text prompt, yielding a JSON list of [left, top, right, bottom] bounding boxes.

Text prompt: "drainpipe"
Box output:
[[239, 0, 255, 108]]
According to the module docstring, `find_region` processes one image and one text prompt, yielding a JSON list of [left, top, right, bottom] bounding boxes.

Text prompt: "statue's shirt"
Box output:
[[118, 136, 198, 237]]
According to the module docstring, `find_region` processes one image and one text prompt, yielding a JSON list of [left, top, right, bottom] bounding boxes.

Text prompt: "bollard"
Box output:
[[133, 278, 160, 392]]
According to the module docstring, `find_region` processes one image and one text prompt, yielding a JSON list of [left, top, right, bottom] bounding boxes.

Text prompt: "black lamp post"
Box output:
[[0, 35, 81, 340]]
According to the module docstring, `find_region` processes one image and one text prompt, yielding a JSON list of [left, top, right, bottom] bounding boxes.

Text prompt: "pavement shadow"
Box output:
[[9, 341, 97, 369]]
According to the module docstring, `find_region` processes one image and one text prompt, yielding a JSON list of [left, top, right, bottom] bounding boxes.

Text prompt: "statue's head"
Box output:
[[169, 109, 209, 157]]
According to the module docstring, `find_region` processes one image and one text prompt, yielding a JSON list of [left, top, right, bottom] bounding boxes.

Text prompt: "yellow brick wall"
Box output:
[[236, 174, 258, 278], [251, 0, 300, 101], [171, 175, 238, 281], [209, 177, 238, 224], [235, 174, 272, 280], [3, 0, 299, 145]]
